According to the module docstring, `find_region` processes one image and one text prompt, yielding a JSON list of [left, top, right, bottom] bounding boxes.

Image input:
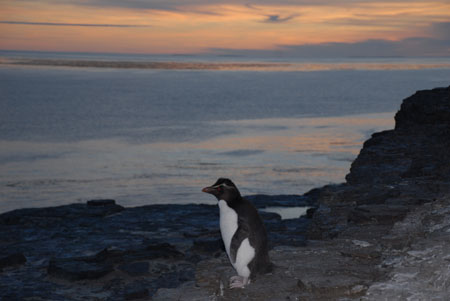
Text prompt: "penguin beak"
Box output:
[[203, 184, 224, 197], [202, 186, 216, 194]]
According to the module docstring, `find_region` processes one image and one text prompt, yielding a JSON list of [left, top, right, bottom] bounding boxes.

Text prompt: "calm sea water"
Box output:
[[1, 52, 450, 213]]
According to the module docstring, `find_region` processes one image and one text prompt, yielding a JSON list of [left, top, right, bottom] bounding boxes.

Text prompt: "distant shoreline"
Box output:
[[2, 57, 450, 71]]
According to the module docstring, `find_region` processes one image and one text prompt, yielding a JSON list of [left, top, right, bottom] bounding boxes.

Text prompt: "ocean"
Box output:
[[1, 51, 450, 213]]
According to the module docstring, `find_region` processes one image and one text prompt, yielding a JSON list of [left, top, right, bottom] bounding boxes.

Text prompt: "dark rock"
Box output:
[[176, 265, 196, 282], [0, 202, 125, 227], [156, 268, 195, 288], [0, 203, 215, 299], [86, 202, 125, 217], [48, 258, 114, 281], [265, 220, 287, 232], [47, 247, 125, 281], [191, 238, 224, 254], [340, 250, 381, 260], [94, 247, 126, 262], [306, 207, 317, 218], [95, 243, 184, 264], [307, 202, 353, 240], [346, 130, 412, 185], [260, 211, 282, 221], [124, 281, 149, 300], [246, 194, 316, 208], [87, 199, 117, 206], [395, 86, 450, 129], [282, 218, 310, 233], [297, 279, 308, 290], [0, 253, 26, 269], [119, 262, 150, 277], [0, 210, 23, 225], [144, 243, 184, 259], [271, 236, 307, 247], [347, 86, 450, 186], [348, 205, 409, 225], [384, 197, 431, 206], [309, 86, 450, 240]]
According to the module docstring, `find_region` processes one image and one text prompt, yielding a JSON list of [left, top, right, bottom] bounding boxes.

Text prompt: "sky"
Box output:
[[0, 0, 449, 57]]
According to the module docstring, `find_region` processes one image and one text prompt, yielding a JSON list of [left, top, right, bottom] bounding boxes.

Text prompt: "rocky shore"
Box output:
[[1, 86, 449, 300], [0, 194, 315, 300]]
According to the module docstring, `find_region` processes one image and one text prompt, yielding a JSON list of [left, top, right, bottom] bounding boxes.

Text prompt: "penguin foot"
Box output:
[[229, 276, 250, 289]]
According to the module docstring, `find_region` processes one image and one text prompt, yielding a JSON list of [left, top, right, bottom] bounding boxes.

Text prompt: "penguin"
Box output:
[[202, 178, 272, 288]]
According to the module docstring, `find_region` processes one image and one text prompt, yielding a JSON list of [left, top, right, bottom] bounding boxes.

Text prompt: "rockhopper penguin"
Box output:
[[202, 178, 272, 288]]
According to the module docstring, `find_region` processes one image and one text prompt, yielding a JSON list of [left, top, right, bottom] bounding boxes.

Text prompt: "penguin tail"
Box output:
[[254, 254, 273, 275]]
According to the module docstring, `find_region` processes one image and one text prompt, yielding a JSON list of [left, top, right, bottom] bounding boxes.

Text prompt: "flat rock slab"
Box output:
[[154, 240, 384, 300], [365, 197, 450, 300]]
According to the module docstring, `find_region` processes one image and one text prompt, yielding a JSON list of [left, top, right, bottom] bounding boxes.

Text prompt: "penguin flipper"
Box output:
[[229, 222, 251, 263]]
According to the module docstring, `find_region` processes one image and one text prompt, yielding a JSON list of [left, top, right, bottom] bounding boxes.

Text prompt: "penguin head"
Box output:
[[202, 178, 241, 201]]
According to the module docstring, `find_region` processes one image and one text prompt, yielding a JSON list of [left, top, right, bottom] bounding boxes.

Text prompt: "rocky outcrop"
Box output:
[[347, 86, 450, 186], [302, 86, 450, 298], [309, 86, 450, 240]]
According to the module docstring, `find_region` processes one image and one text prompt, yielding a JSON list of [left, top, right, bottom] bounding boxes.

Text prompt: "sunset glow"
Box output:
[[1, 0, 450, 55]]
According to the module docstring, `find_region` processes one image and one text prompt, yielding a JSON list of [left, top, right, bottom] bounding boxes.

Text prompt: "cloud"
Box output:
[[210, 36, 450, 58], [33, 0, 206, 11], [429, 22, 450, 40], [281, 38, 450, 57], [0, 21, 149, 27], [325, 15, 414, 28], [11, 0, 436, 12], [262, 14, 299, 23]]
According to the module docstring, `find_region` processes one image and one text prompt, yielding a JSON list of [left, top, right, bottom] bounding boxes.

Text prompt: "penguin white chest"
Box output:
[[218, 200, 238, 258], [218, 200, 255, 278]]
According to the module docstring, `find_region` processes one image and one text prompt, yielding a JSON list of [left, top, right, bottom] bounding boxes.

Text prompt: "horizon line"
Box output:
[[1, 49, 450, 60]]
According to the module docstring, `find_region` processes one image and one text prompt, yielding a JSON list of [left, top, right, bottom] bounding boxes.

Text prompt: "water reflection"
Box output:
[[262, 206, 311, 220], [0, 112, 394, 213]]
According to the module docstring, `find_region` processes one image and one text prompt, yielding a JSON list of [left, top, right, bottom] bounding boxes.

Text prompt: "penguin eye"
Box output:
[[216, 186, 222, 192]]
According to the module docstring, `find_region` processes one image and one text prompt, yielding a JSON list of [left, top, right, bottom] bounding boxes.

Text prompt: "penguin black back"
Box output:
[[231, 195, 272, 276]]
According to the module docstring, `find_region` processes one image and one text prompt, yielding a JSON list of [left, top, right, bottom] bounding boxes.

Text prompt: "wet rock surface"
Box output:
[[1, 86, 449, 300]]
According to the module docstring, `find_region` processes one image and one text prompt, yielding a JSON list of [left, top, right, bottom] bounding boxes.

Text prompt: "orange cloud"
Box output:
[[0, 1, 449, 54]]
